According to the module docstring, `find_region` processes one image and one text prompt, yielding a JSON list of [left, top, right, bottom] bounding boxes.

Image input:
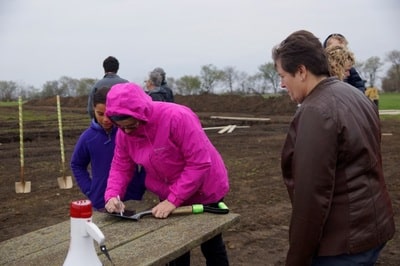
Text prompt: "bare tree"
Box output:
[[354, 60, 366, 79], [176, 75, 201, 95], [222, 66, 239, 93], [258, 62, 280, 94], [0, 81, 18, 101], [76, 78, 97, 96], [246, 74, 265, 94], [24, 85, 41, 99], [166, 77, 176, 92], [362, 56, 383, 87], [200, 64, 224, 93], [382, 50, 400, 92], [59, 76, 79, 97], [236, 71, 251, 94], [386, 50, 400, 67], [41, 80, 60, 98]]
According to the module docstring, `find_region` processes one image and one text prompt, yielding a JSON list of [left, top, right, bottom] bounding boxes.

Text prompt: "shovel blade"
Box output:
[[15, 181, 31, 193], [99, 208, 139, 220], [57, 176, 73, 189]]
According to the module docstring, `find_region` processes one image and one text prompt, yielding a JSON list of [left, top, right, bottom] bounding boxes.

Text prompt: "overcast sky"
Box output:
[[1, 0, 399, 88]]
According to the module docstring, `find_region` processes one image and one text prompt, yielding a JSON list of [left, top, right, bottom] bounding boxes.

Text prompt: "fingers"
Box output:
[[152, 200, 176, 219], [152, 208, 169, 219], [105, 197, 125, 213]]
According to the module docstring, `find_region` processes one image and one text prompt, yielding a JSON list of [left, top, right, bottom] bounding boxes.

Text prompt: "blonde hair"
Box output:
[[326, 45, 355, 80]]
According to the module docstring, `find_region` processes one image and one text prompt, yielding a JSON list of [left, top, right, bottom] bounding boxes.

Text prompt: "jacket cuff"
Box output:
[[167, 193, 181, 207]]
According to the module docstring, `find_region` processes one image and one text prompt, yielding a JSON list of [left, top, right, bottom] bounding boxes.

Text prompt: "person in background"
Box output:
[[153, 67, 174, 102], [325, 45, 355, 81], [104, 83, 230, 266], [71, 87, 145, 210], [272, 30, 395, 266], [144, 69, 178, 265], [323, 33, 366, 93], [365, 86, 380, 107], [87, 56, 128, 119], [144, 71, 170, 102]]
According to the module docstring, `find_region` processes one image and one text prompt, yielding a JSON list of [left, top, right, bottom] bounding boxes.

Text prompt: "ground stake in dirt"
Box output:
[[15, 96, 31, 193], [56, 95, 73, 189]]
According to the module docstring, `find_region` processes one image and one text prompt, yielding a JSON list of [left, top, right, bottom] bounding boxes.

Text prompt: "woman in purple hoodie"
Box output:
[[104, 82, 230, 266], [71, 87, 145, 210]]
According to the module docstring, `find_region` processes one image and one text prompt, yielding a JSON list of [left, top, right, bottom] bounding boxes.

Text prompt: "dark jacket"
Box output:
[[281, 77, 395, 265], [344, 67, 365, 93], [147, 86, 170, 102], [161, 83, 174, 102], [70, 120, 145, 209], [87, 73, 128, 118]]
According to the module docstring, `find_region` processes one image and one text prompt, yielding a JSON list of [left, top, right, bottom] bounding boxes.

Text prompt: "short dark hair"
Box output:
[[103, 56, 119, 73], [272, 30, 330, 77], [93, 87, 110, 106]]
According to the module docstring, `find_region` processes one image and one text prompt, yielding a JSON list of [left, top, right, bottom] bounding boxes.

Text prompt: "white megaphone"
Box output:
[[63, 199, 106, 266]]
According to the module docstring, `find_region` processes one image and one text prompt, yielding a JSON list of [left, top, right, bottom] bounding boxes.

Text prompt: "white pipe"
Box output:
[[203, 125, 250, 130], [218, 125, 232, 134], [210, 116, 271, 121]]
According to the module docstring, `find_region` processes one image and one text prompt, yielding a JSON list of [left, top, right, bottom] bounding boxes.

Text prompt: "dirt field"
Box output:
[[0, 94, 399, 265]]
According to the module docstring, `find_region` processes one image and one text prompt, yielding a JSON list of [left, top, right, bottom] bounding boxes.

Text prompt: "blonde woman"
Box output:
[[326, 45, 355, 81], [323, 33, 366, 92]]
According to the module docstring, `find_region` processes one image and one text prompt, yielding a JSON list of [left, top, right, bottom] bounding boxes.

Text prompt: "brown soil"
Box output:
[[0, 94, 398, 265]]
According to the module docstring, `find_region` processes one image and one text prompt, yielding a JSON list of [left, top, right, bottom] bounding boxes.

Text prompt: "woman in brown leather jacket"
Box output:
[[272, 30, 395, 266]]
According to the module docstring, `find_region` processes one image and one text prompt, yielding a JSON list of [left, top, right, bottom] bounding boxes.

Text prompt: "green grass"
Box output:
[[378, 93, 400, 120], [0, 101, 80, 121], [0, 103, 88, 136], [379, 93, 400, 110], [0, 101, 19, 107]]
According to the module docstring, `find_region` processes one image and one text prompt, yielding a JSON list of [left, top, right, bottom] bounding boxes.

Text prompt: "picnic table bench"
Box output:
[[0, 200, 240, 265]]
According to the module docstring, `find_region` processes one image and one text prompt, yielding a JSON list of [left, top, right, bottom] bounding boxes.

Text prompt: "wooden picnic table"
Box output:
[[0, 200, 240, 266]]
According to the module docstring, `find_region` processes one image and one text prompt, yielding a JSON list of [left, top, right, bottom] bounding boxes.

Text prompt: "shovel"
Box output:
[[102, 202, 229, 221], [15, 96, 31, 193], [56, 95, 73, 189]]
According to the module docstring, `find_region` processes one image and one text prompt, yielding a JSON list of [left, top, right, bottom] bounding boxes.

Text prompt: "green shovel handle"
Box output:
[[192, 202, 229, 214]]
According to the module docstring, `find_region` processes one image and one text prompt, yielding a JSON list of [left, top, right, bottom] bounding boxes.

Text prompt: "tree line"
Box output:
[[1, 50, 399, 101]]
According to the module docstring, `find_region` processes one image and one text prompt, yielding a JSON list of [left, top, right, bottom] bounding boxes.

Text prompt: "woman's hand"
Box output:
[[105, 197, 125, 214], [152, 200, 176, 219]]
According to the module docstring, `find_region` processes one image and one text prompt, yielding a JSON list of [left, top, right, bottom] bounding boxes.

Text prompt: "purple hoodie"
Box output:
[[71, 119, 145, 209], [105, 83, 229, 207]]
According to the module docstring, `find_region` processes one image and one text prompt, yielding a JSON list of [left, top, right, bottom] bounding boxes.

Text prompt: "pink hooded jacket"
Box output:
[[104, 83, 229, 207]]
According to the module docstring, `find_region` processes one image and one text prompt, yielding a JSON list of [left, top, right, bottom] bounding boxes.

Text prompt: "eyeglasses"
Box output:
[[114, 121, 140, 130]]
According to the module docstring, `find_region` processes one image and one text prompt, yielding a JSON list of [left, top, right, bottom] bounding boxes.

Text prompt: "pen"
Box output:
[[117, 195, 123, 216]]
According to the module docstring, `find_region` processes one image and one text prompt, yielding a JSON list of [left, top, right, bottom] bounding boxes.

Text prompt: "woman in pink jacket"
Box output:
[[104, 82, 230, 265]]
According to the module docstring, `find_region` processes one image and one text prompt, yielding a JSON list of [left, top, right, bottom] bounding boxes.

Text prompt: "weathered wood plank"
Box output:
[[0, 209, 240, 266]]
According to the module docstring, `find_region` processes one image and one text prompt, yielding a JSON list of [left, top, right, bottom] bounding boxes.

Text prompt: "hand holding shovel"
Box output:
[[102, 202, 229, 221]]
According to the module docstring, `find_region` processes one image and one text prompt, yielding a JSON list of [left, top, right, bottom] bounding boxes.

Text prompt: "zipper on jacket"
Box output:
[[104, 130, 112, 144]]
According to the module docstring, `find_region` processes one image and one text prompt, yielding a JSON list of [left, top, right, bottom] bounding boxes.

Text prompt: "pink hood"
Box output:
[[106, 82, 153, 121], [104, 83, 229, 207]]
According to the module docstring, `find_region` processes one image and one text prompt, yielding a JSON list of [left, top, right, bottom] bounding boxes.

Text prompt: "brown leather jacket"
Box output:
[[281, 77, 395, 265]]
